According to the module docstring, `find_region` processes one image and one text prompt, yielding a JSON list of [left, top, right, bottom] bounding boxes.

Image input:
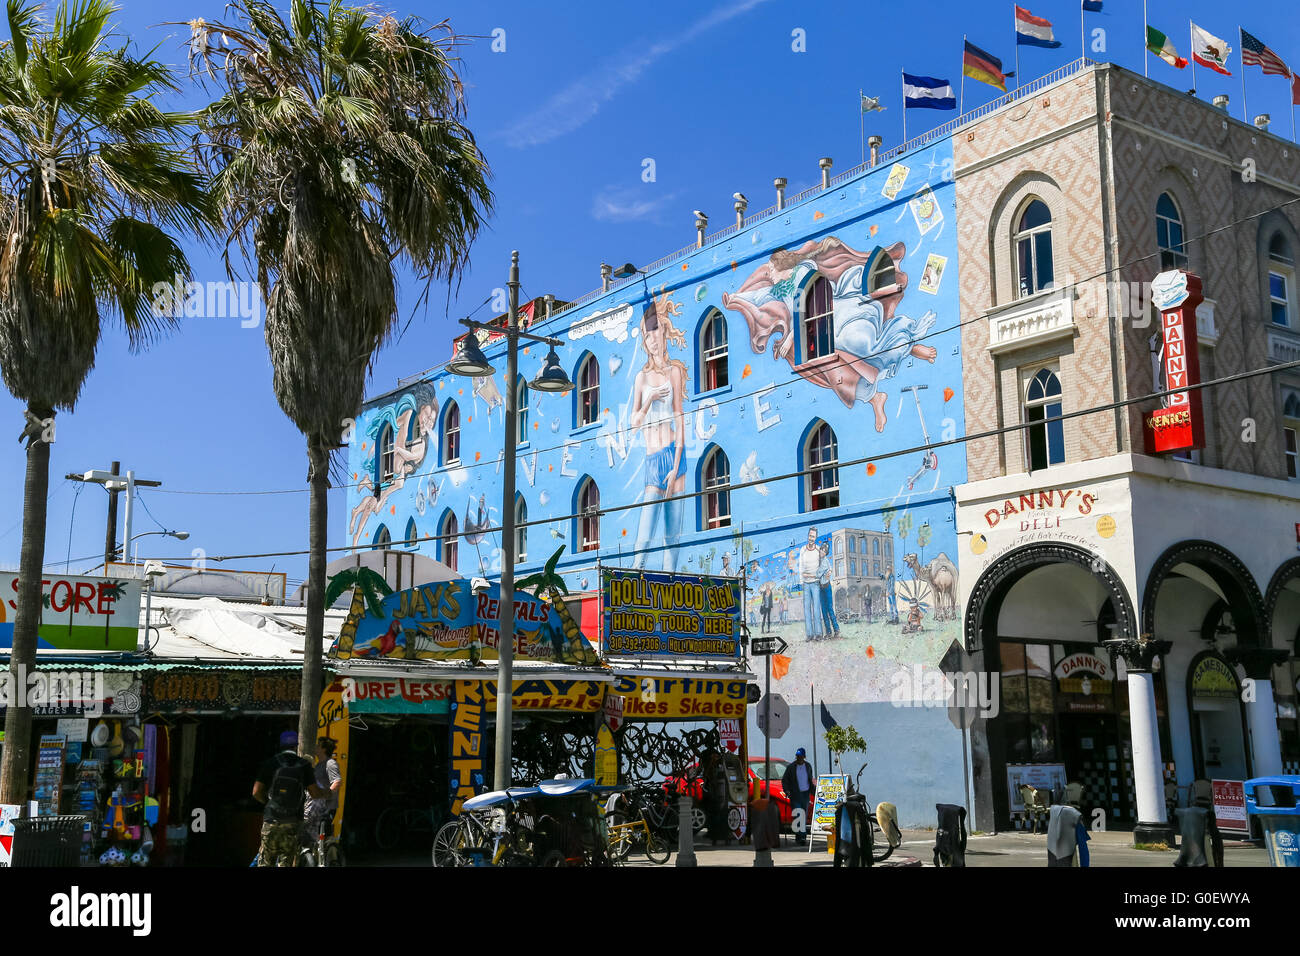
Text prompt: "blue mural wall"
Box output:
[[346, 140, 968, 824]]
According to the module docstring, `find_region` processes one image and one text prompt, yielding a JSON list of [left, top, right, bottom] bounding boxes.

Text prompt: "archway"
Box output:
[[964, 543, 1139, 831]]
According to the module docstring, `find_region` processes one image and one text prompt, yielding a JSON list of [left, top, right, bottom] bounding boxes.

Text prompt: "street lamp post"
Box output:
[[449, 251, 573, 790]]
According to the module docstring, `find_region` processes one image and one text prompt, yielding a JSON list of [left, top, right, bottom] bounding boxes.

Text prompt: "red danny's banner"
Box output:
[[1145, 270, 1206, 455]]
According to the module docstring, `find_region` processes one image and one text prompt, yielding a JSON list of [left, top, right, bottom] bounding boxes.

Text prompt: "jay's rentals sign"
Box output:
[[1, 574, 139, 652], [1144, 270, 1206, 455]]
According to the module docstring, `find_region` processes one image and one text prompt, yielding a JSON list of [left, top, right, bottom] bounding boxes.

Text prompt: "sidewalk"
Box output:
[[644, 828, 1271, 867]]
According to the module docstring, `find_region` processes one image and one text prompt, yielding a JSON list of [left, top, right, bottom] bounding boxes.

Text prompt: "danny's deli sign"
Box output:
[[1144, 270, 1206, 455]]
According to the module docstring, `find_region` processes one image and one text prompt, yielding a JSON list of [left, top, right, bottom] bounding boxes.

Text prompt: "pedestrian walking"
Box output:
[[304, 736, 342, 839], [782, 747, 816, 846], [253, 730, 324, 866], [760, 583, 773, 633]]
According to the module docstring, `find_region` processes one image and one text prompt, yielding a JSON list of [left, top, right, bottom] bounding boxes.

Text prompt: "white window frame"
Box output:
[[702, 447, 732, 530], [515, 497, 528, 563], [579, 480, 600, 552], [805, 422, 840, 512], [1023, 366, 1065, 471], [443, 402, 460, 466], [517, 377, 530, 445], [700, 311, 729, 392], [379, 424, 396, 483], [1284, 389, 1300, 480], [441, 512, 458, 571], [1156, 193, 1189, 272], [1014, 199, 1054, 299], [577, 354, 599, 427], [801, 275, 835, 362]]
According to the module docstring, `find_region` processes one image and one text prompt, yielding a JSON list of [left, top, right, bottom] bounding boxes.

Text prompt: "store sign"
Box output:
[[331, 578, 598, 666], [601, 570, 742, 659], [1191, 656, 1238, 700], [144, 670, 301, 712], [345, 677, 452, 715], [1006, 763, 1067, 812], [0, 804, 19, 867], [610, 675, 749, 720], [603, 693, 625, 732], [449, 681, 487, 815], [981, 489, 1101, 530], [1212, 779, 1248, 834], [1053, 652, 1113, 710], [2, 574, 140, 652], [1144, 270, 1205, 455], [811, 774, 848, 839], [481, 678, 606, 714]]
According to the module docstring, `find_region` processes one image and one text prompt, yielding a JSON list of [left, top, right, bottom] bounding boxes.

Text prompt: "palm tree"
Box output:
[[0, 0, 211, 802], [189, 1, 492, 750], [324, 565, 392, 657], [515, 546, 600, 666]]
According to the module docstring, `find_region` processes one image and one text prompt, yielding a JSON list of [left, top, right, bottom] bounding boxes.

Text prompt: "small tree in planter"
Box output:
[[823, 725, 867, 775]]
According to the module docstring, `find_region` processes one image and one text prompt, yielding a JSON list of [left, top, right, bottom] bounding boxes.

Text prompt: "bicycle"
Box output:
[[606, 795, 672, 865], [374, 781, 440, 850], [844, 762, 899, 864], [300, 814, 345, 867], [434, 795, 536, 867]]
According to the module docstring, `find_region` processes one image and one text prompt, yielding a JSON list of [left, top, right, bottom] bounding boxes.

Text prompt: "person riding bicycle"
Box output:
[[304, 736, 342, 841], [253, 731, 325, 866]]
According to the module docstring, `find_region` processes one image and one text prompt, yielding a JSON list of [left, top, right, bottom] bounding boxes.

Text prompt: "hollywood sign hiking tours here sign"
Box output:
[[1144, 270, 1206, 455], [602, 569, 742, 659]]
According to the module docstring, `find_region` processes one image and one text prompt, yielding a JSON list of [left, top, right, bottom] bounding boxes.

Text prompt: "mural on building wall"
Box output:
[[346, 143, 967, 709], [349, 382, 439, 548]]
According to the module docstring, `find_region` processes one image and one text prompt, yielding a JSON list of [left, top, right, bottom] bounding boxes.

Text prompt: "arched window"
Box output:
[[802, 275, 835, 361], [442, 400, 461, 466], [577, 354, 599, 427], [373, 524, 391, 548], [699, 311, 729, 391], [378, 424, 395, 483], [515, 496, 528, 564], [867, 252, 896, 295], [1269, 234, 1295, 328], [702, 447, 731, 530], [404, 517, 418, 550], [578, 479, 600, 552], [804, 422, 840, 511], [1025, 367, 1064, 470], [516, 376, 529, 443], [1156, 193, 1188, 270], [1014, 199, 1054, 298], [1283, 389, 1300, 479], [440, 511, 458, 571]]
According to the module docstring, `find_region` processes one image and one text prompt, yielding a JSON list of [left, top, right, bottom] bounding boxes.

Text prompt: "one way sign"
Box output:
[[750, 635, 788, 656]]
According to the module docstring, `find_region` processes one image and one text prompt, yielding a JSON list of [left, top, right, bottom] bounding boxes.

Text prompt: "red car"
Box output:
[[663, 759, 796, 830]]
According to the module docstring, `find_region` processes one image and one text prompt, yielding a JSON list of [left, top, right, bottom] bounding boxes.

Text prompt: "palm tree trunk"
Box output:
[[297, 437, 329, 756], [0, 406, 54, 803]]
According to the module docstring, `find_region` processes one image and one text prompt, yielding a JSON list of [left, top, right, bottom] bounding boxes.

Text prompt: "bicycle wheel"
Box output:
[[324, 843, 345, 868], [605, 811, 632, 863], [871, 822, 895, 863], [374, 808, 403, 850], [643, 830, 671, 865], [432, 819, 469, 867]]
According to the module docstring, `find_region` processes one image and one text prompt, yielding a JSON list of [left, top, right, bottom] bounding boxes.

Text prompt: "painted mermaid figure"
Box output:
[[721, 237, 937, 430], [630, 288, 689, 571]]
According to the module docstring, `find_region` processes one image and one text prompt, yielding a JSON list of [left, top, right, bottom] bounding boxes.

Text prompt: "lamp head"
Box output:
[[531, 345, 573, 392], [448, 333, 495, 378], [612, 262, 640, 280]]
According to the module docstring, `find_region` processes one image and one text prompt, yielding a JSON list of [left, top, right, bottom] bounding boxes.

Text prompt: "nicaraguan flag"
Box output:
[[1082, 1, 1103, 12], [1015, 6, 1062, 48], [903, 72, 956, 110]]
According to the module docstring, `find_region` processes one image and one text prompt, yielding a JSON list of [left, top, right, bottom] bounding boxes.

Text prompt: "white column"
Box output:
[[1245, 680, 1283, 777], [1128, 670, 1168, 828]]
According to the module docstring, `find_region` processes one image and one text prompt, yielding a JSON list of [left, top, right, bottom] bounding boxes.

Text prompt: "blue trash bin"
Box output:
[[1244, 776, 1300, 868]]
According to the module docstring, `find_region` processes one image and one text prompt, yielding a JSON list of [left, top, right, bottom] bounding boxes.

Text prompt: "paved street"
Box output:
[[630, 829, 1272, 867]]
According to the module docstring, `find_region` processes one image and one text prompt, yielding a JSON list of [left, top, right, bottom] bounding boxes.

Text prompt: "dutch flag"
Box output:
[[903, 73, 957, 110], [1015, 6, 1062, 48]]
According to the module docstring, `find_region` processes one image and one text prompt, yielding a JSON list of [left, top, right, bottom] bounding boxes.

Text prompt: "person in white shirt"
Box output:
[[799, 528, 824, 641]]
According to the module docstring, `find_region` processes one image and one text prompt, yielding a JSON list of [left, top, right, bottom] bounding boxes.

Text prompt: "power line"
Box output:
[[131, 356, 1300, 565], [151, 190, 1300, 500]]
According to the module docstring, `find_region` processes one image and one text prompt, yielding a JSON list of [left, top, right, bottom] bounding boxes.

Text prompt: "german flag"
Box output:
[[964, 39, 1012, 92]]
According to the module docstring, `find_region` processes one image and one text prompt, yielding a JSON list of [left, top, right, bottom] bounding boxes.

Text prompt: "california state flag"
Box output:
[[1190, 22, 1233, 75]]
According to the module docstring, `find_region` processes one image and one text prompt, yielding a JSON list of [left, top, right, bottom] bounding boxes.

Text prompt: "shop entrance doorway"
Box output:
[[1057, 712, 1132, 823], [344, 717, 448, 865]]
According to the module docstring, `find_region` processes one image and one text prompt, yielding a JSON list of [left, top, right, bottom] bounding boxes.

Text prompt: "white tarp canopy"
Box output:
[[145, 595, 347, 661]]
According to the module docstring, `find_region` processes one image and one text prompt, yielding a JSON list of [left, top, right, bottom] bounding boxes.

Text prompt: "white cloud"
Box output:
[[590, 186, 680, 224], [500, 0, 773, 147]]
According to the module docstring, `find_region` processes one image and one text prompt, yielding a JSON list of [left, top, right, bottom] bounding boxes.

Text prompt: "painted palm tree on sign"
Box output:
[[515, 547, 600, 666], [325, 566, 392, 658], [187, 0, 492, 751], [0, 0, 212, 802]]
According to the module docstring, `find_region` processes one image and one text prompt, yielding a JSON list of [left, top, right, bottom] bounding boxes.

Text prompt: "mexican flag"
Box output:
[[1147, 25, 1188, 69], [1190, 23, 1232, 75]]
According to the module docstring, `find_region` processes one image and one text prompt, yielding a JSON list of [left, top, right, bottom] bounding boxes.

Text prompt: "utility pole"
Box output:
[[67, 465, 163, 570]]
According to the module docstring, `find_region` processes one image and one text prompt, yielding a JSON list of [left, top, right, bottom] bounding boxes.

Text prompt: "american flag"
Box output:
[[1240, 28, 1291, 78]]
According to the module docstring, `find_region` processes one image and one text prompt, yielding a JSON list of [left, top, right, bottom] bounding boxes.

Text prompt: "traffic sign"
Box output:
[[750, 635, 788, 656], [756, 693, 790, 738]]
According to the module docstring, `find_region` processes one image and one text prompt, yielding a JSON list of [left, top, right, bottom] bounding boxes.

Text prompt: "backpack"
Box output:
[[267, 752, 306, 818]]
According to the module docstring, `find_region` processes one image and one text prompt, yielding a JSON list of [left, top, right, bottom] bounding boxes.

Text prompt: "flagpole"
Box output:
[[1143, 0, 1149, 78], [1239, 28, 1249, 122], [901, 69, 907, 144], [1014, 9, 1021, 90], [860, 89, 865, 165], [961, 35, 967, 113], [1081, 3, 1086, 63], [1190, 21, 1197, 94]]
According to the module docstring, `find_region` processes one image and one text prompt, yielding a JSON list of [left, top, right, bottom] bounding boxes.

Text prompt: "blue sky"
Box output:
[[1, 0, 1297, 588]]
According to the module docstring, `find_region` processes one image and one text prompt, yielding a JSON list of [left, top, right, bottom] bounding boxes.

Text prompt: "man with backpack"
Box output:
[[253, 730, 325, 866]]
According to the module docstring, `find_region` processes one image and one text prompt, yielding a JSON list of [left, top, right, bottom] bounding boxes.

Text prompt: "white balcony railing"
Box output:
[[985, 286, 1077, 354]]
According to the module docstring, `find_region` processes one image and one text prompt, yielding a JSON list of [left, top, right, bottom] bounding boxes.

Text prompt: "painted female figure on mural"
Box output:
[[721, 238, 938, 431], [349, 382, 438, 548], [630, 289, 689, 571]]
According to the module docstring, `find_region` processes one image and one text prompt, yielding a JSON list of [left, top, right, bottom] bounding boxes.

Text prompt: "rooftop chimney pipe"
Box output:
[[774, 177, 787, 210], [867, 135, 882, 166], [819, 157, 833, 189]]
